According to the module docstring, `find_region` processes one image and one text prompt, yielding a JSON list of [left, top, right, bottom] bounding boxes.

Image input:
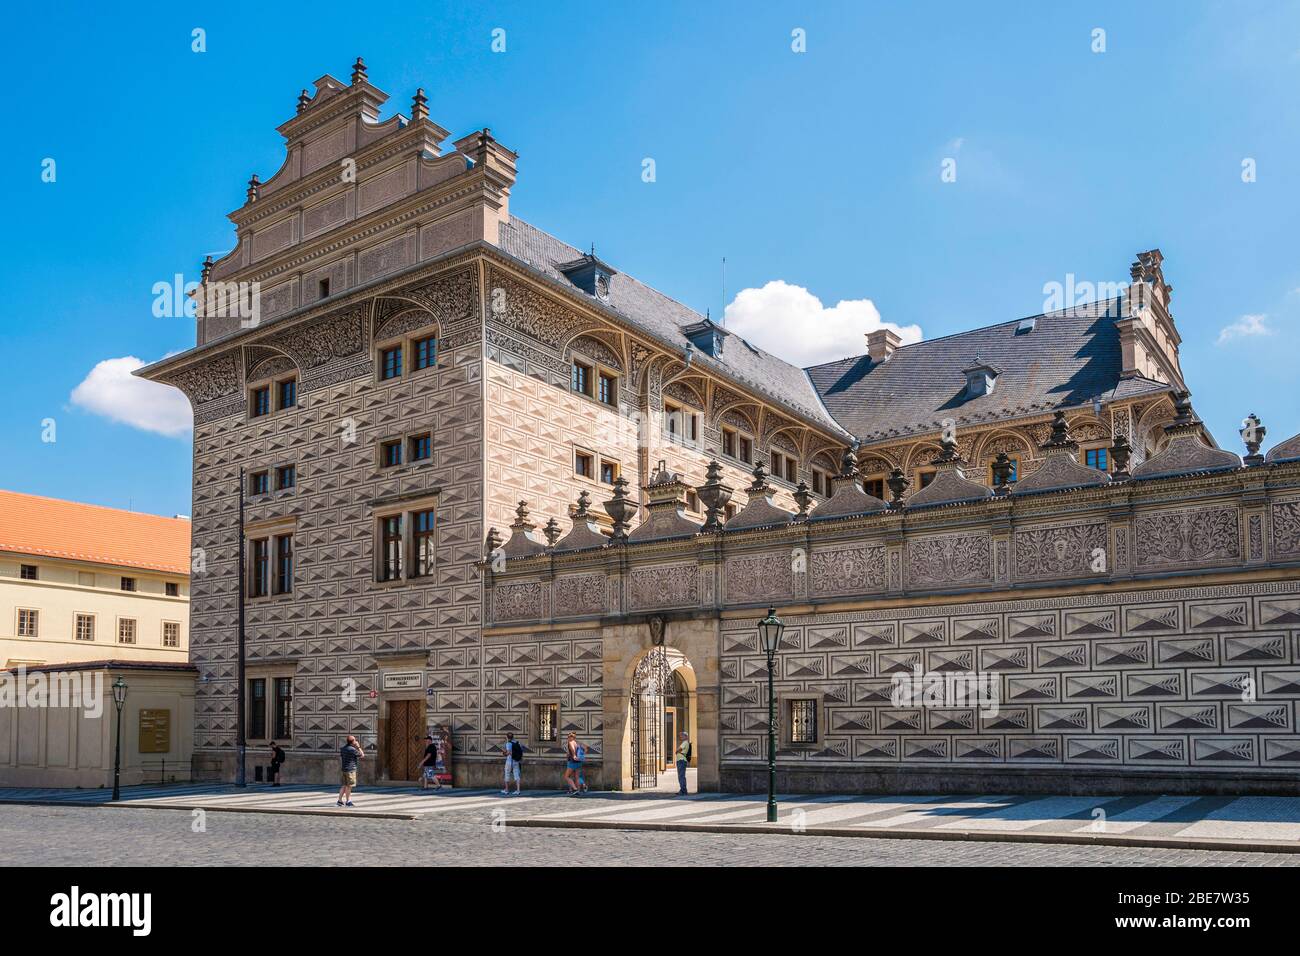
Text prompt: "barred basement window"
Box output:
[[75, 613, 95, 641], [163, 621, 180, 648], [17, 609, 38, 637], [118, 618, 137, 645], [789, 699, 818, 744], [535, 703, 559, 743]]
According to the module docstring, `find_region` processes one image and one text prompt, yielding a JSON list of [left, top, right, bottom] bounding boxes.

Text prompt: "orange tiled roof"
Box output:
[[0, 490, 191, 575]]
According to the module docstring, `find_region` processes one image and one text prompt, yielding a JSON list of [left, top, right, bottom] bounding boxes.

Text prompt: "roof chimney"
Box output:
[[867, 328, 901, 363]]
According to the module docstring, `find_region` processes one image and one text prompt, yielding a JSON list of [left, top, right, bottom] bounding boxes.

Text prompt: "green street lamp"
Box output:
[[111, 676, 127, 801], [757, 607, 785, 823]]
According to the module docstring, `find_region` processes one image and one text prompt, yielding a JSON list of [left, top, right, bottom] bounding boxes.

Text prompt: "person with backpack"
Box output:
[[337, 734, 365, 807], [564, 732, 587, 796], [675, 732, 692, 796], [268, 741, 285, 786], [497, 732, 523, 796]]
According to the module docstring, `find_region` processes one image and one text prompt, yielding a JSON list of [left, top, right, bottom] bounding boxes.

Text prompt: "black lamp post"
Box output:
[[757, 607, 785, 823], [111, 676, 127, 800]]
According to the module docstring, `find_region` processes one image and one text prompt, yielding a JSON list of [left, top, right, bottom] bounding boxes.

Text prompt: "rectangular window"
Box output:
[[790, 699, 818, 744], [380, 515, 403, 582], [597, 371, 617, 406], [381, 440, 403, 468], [413, 336, 437, 371], [251, 470, 270, 495], [163, 621, 180, 648], [276, 464, 296, 490], [571, 361, 593, 397], [600, 459, 619, 485], [664, 401, 681, 438], [918, 470, 936, 489], [785, 457, 798, 482], [274, 534, 293, 595], [117, 618, 137, 644], [1085, 448, 1108, 471], [249, 679, 267, 739], [686, 490, 700, 513], [738, 435, 753, 464], [575, 450, 594, 480], [166, 581, 180, 597], [19, 564, 37, 580], [722, 428, 736, 459], [412, 510, 436, 578], [865, 478, 885, 499], [75, 613, 95, 641], [250, 386, 271, 418], [409, 433, 432, 462], [724, 503, 738, 521], [380, 346, 403, 381], [770, 451, 785, 478], [17, 609, 38, 637], [536, 703, 559, 743], [278, 378, 297, 410], [812, 469, 827, 496], [120, 576, 137, 592], [273, 677, 293, 739], [318, 277, 330, 299], [251, 538, 270, 597]]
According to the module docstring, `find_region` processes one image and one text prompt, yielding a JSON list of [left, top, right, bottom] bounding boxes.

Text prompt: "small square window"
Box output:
[[597, 372, 617, 406], [118, 618, 137, 644], [276, 464, 296, 490], [381, 440, 403, 468], [600, 460, 619, 485], [165, 582, 180, 597], [278, 378, 297, 410], [380, 346, 404, 381], [250, 386, 271, 418], [571, 361, 593, 397], [163, 622, 181, 648], [75, 613, 95, 641], [865, 477, 885, 499], [251, 470, 270, 495], [409, 433, 432, 462], [722, 428, 736, 459], [120, 576, 137, 592], [917, 470, 936, 489], [413, 336, 437, 371], [19, 564, 38, 580], [1085, 448, 1108, 471], [575, 451, 594, 479]]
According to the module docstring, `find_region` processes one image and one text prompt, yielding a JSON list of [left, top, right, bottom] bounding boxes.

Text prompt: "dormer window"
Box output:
[[962, 358, 1001, 398], [681, 318, 727, 358], [557, 253, 617, 302]]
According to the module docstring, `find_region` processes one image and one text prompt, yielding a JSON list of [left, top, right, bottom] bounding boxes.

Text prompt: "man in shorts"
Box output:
[[497, 732, 523, 795], [418, 733, 442, 791], [337, 735, 364, 807]]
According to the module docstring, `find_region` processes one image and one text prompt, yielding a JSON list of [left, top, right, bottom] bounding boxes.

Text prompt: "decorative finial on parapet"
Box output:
[[934, 435, 963, 465], [297, 89, 311, 114], [886, 467, 910, 509], [485, 527, 503, 555], [991, 452, 1014, 494], [543, 518, 561, 548], [602, 476, 636, 542], [839, 446, 859, 479], [1169, 390, 1198, 430], [748, 460, 771, 494], [573, 490, 593, 519], [200, 255, 214, 283], [1041, 410, 1076, 450], [1241, 413, 1266, 466], [1109, 434, 1132, 480], [511, 500, 534, 530], [246, 174, 261, 203], [411, 88, 429, 122], [793, 481, 812, 520], [351, 57, 368, 84], [697, 458, 733, 532]]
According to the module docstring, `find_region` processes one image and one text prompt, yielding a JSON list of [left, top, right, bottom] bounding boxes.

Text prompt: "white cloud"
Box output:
[[70, 356, 192, 437], [1217, 313, 1272, 346], [721, 280, 922, 367]]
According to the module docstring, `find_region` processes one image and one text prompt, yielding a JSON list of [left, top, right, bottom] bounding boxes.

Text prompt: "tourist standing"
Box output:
[[437, 728, 452, 787], [337, 735, 364, 807], [268, 741, 285, 786], [496, 732, 523, 795], [564, 732, 587, 796], [418, 734, 441, 790], [675, 732, 691, 796]]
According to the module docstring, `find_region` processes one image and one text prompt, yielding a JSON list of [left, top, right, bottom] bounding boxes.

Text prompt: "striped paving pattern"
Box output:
[[3, 784, 1300, 844]]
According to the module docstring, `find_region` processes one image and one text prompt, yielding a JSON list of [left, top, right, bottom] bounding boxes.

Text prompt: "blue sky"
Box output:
[[4, 1, 1298, 517]]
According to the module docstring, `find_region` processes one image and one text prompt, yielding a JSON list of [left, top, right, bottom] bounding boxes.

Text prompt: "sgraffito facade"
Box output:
[[140, 61, 1300, 794]]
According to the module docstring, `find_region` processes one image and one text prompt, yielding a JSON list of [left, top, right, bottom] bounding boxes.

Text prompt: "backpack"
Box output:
[[574, 743, 586, 762], [681, 742, 692, 762], [510, 740, 523, 762]]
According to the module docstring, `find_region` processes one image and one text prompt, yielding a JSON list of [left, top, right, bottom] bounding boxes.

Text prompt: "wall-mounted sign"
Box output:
[[381, 671, 424, 691], [138, 709, 171, 754]]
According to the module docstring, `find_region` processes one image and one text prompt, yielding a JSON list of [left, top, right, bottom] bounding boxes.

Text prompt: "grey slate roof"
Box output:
[[805, 301, 1170, 443], [498, 218, 848, 436]]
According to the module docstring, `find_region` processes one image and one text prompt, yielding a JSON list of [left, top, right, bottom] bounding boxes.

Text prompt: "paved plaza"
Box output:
[[2, 783, 1300, 858]]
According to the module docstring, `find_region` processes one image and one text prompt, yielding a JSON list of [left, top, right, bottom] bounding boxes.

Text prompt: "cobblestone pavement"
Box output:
[[5, 783, 1300, 848], [0, 804, 1294, 866]]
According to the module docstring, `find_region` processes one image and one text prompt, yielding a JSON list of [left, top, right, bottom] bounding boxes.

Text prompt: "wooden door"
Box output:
[[386, 700, 424, 781]]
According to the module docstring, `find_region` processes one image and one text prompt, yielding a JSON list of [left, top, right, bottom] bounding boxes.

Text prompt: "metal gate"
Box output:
[[629, 641, 670, 790]]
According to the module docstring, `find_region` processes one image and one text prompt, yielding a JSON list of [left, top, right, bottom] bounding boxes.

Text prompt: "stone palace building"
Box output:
[[141, 61, 1300, 794]]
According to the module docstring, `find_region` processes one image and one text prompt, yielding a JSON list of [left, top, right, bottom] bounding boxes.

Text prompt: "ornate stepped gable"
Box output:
[[725, 462, 795, 531], [1010, 411, 1110, 495], [1133, 392, 1241, 479], [903, 438, 993, 508], [552, 492, 610, 553], [808, 449, 889, 520], [627, 463, 702, 542]]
